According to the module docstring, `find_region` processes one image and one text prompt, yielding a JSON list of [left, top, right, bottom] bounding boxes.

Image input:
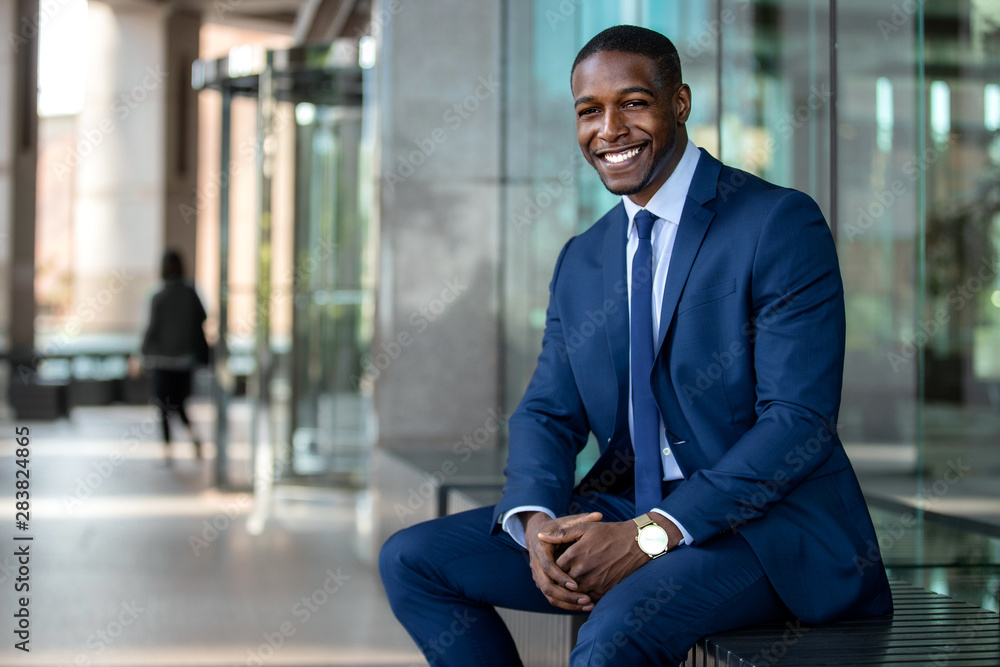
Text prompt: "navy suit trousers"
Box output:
[[379, 492, 790, 666]]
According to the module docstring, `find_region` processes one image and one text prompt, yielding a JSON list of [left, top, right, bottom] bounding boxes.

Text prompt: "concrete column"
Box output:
[[71, 1, 166, 335], [372, 0, 503, 451], [163, 8, 200, 271], [2, 0, 39, 363]]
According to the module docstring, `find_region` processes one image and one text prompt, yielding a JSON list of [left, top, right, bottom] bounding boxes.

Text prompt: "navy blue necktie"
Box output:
[[631, 209, 663, 513]]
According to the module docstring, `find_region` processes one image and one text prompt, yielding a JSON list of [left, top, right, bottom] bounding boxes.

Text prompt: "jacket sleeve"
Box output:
[[491, 238, 591, 532], [657, 190, 846, 543], [141, 293, 160, 356]]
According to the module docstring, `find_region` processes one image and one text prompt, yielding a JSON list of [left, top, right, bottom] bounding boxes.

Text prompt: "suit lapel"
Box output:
[[602, 203, 630, 446], [654, 151, 722, 355]]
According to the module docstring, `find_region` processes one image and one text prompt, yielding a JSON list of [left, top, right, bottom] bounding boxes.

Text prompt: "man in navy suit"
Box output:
[[380, 25, 892, 666]]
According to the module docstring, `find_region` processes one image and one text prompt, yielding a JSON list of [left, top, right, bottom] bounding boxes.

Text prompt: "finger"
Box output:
[[550, 512, 602, 531], [530, 548, 591, 604], [537, 522, 589, 544], [556, 547, 593, 579], [537, 531, 577, 545], [530, 559, 592, 608], [558, 511, 603, 525]]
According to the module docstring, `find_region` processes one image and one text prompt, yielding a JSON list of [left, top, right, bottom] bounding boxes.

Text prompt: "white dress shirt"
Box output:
[[503, 141, 702, 548]]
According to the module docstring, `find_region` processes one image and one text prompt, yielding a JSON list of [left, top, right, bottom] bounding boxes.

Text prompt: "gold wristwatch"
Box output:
[[633, 513, 669, 559]]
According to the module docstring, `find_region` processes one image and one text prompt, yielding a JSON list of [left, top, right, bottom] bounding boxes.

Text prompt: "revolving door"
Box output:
[[193, 44, 374, 495]]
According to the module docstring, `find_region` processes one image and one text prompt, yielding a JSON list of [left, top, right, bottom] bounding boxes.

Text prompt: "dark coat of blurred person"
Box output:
[[141, 249, 207, 464]]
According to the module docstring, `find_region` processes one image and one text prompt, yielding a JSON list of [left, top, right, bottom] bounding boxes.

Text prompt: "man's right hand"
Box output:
[[522, 510, 603, 612]]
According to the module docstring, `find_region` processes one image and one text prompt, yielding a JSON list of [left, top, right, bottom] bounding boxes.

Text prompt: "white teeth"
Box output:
[[602, 146, 642, 164]]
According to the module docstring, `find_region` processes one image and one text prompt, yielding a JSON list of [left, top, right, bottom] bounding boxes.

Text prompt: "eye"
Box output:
[[577, 107, 598, 118], [624, 100, 647, 109]]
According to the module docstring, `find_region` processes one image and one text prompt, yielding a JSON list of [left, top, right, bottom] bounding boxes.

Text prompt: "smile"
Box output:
[[600, 145, 643, 165]]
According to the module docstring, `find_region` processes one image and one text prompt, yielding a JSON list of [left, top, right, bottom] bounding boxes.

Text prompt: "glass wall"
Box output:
[[502, 0, 1000, 610]]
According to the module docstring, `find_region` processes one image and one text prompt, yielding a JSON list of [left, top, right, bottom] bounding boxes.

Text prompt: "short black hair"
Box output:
[[161, 249, 185, 280], [571, 25, 682, 90]]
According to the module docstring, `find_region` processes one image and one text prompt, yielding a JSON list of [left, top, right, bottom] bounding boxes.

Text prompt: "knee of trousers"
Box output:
[[378, 524, 431, 597], [571, 598, 691, 667]]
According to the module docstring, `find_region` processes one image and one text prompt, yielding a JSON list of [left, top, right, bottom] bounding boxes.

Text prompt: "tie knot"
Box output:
[[634, 210, 656, 240]]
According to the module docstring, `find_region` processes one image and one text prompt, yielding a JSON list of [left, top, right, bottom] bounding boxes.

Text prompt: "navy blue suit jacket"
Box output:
[[492, 149, 892, 624]]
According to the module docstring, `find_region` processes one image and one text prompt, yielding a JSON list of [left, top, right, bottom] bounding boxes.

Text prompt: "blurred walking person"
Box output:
[[141, 249, 209, 464]]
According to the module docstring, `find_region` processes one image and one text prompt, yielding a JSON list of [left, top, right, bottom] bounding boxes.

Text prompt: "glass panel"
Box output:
[[502, 0, 720, 477], [920, 0, 1000, 521], [835, 1, 923, 482], [720, 0, 832, 213], [286, 104, 372, 484]]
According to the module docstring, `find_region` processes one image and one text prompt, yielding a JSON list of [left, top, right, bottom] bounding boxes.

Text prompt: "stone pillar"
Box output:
[[71, 1, 166, 335], [3, 0, 39, 365], [372, 0, 503, 451], [163, 8, 200, 271]]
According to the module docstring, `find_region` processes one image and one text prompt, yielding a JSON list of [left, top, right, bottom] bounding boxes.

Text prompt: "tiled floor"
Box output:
[[0, 404, 424, 667]]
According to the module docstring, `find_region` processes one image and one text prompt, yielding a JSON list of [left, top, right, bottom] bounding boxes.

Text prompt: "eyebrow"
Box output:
[[574, 85, 657, 107]]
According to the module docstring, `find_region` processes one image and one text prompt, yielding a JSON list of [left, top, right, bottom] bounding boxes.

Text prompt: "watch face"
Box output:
[[638, 525, 668, 555]]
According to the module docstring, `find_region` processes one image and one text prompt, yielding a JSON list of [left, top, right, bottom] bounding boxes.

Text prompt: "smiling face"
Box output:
[[571, 50, 691, 207]]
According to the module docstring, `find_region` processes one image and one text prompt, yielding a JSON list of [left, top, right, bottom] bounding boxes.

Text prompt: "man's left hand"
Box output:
[[537, 515, 681, 602]]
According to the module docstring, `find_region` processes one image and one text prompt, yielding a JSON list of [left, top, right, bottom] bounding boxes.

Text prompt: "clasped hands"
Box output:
[[522, 510, 679, 612]]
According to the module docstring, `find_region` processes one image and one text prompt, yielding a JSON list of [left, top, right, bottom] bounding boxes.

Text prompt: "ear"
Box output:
[[675, 84, 692, 124]]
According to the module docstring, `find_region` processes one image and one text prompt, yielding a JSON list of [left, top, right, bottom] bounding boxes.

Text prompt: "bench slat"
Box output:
[[687, 581, 1000, 667]]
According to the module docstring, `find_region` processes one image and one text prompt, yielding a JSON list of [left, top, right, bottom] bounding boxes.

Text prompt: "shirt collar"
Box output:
[[622, 140, 701, 237]]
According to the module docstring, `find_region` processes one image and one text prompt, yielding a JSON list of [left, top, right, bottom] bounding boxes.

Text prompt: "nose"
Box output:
[[597, 108, 628, 143]]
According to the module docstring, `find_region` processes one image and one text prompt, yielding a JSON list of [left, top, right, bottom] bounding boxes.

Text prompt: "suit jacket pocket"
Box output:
[[677, 278, 737, 314]]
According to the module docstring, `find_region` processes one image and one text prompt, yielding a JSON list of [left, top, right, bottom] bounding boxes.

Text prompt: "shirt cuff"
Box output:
[[501, 506, 556, 549], [649, 508, 694, 546]]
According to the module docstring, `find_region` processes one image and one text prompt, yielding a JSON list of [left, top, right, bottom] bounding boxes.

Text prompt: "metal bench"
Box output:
[[694, 580, 999, 666], [372, 449, 1000, 666]]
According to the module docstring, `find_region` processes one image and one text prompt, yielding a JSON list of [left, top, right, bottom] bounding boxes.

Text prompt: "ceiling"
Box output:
[[95, 0, 372, 42]]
